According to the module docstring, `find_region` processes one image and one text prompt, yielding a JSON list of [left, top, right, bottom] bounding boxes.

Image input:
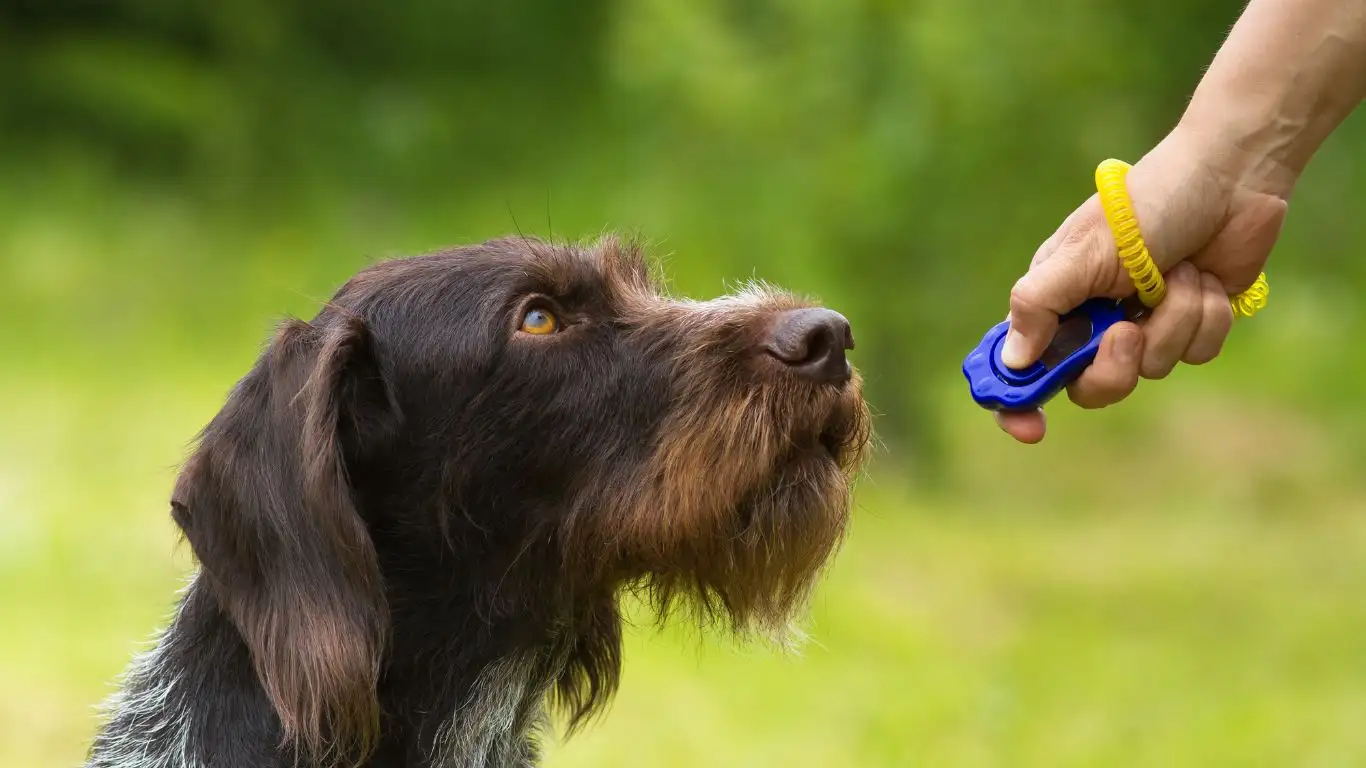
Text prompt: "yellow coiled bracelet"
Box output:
[[1093, 158, 1269, 318]]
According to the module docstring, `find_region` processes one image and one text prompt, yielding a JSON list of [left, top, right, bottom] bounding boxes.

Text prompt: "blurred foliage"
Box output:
[[5, 1, 1366, 765], [14, 0, 1366, 466]]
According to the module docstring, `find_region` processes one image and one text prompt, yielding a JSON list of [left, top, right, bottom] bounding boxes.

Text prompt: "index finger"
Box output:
[[1003, 205, 1115, 369]]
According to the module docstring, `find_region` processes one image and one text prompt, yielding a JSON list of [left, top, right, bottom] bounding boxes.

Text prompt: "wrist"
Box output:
[[1174, 0, 1366, 199], [1171, 113, 1302, 200]]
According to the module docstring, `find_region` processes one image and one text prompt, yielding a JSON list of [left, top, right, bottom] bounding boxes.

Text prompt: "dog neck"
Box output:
[[424, 651, 555, 768], [87, 571, 577, 768]]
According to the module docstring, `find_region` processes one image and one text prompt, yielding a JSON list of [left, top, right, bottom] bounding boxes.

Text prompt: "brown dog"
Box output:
[[86, 235, 871, 768]]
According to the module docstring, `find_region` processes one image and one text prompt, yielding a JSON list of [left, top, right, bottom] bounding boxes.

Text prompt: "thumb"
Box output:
[[1002, 202, 1119, 369]]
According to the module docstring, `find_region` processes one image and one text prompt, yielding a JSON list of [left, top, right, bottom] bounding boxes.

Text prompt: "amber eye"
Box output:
[[519, 306, 560, 335]]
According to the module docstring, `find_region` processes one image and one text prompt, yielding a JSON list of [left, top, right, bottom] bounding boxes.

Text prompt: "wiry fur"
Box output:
[[88, 581, 199, 768], [430, 652, 551, 768], [86, 234, 871, 767]]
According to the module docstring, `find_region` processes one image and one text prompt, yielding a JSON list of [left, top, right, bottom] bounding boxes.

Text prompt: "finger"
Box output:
[[994, 409, 1046, 444], [1028, 195, 1101, 269], [1183, 271, 1234, 365], [1066, 321, 1142, 409], [1138, 262, 1203, 380], [1003, 200, 1117, 369]]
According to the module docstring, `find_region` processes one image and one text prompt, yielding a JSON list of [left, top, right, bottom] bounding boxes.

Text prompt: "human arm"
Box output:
[[996, 0, 1366, 444]]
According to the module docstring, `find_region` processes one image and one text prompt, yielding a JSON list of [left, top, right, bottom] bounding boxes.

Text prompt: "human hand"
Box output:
[[995, 126, 1289, 443]]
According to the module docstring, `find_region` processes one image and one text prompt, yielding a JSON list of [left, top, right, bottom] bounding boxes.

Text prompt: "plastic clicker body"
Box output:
[[963, 298, 1130, 412]]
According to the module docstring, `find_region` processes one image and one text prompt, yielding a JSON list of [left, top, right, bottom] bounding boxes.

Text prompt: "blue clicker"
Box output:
[[963, 298, 1130, 412]]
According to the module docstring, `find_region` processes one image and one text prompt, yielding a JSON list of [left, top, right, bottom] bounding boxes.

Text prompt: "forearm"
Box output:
[[1179, 0, 1366, 196]]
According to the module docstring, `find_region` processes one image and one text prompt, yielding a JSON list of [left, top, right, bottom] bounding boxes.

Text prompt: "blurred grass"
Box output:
[[547, 493, 1366, 767]]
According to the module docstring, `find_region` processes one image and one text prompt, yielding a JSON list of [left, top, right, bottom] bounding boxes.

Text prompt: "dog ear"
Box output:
[[170, 313, 394, 760]]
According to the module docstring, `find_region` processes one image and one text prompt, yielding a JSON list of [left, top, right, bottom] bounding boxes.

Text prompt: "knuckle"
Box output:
[[1183, 346, 1219, 366], [1209, 301, 1234, 335], [1141, 358, 1177, 380], [1170, 268, 1203, 313], [1069, 366, 1136, 409], [1207, 283, 1236, 325], [1139, 339, 1179, 379], [1060, 226, 1109, 268], [1140, 327, 1189, 374], [1008, 278, 1042, 316], [1057, 218, 1095, 253], [1184, 299, 1233, 366], [1069, 385, 1118, 410]]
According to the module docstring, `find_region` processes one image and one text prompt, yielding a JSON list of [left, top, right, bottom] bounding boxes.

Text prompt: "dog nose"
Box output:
[[764, 308, 855, 384]]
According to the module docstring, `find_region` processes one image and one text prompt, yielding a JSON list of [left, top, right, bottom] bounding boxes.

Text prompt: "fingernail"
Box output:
[[1116, 330, 1142, 365], [1001, 330, 1029, 368]]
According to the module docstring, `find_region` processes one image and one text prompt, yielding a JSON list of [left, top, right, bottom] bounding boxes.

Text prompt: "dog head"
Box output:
[[169, 234, 871, 757]]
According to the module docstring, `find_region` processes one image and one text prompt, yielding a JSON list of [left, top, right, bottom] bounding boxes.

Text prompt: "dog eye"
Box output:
[[519, 307, 560, 335]]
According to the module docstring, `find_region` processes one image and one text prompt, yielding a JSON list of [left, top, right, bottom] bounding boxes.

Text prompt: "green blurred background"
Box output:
[[5, 1, 1366, 765]]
